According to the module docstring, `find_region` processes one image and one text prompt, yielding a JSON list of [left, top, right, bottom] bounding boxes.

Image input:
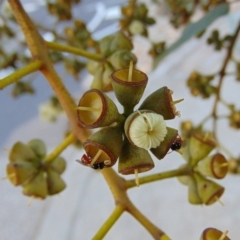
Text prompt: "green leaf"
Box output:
[[153, 3, 229, 69]]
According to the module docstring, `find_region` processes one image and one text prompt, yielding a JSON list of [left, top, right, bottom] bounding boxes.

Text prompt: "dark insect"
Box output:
[[76, 154, 105, 170], [92, 162, 105, 170], [171, 137, 184, 151]]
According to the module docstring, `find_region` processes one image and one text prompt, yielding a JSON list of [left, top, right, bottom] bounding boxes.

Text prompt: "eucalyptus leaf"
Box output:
[[153, 3, 229, 69]]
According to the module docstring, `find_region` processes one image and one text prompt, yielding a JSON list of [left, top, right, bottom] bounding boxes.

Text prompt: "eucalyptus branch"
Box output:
[[92, 205, 125, 240], [101, 168, 170, 239], [43, 133, 76, 164], [126, 165, 192, 189], [0, 60, 42, 90], [212, 21, 240, 136], [45, 41, 103, 61], [127, 200, 171, 240]]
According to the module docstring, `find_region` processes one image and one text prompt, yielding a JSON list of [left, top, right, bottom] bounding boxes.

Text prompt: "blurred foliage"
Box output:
[[119, 1, 156, 37], [161, 0, 227, 28], [11, 80, 35, 97], [187, 71, 217, 98], [207, 29, 233, 50]]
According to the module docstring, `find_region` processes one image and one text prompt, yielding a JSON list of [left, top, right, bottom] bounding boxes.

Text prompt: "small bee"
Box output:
[[171, 136, 184, 151], [76, 154, 105, 170]]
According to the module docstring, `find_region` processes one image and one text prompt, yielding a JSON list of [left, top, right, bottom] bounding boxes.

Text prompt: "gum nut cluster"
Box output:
[[76, 67, 183, 175], [177, 132, 228, 205], [6, 139, 66, 199], [86, 31, 137, 92]]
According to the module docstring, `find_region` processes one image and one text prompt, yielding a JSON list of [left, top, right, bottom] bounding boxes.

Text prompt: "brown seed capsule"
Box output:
[[194, 172, 224, 205], [151, 127, 179, 160], [83, 126, 124, 168], [111, 68, 148, 110], [77, 89, 121, 128], [118, 139, 154, 175], [188, 132, 216, 166], [139, 87, 181, 120], [197, 153, 228, 179]]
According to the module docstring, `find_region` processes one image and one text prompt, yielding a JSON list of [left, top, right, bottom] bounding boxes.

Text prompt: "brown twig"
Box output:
[[101, 168, 170, 239], [212, 21, 240, 137]]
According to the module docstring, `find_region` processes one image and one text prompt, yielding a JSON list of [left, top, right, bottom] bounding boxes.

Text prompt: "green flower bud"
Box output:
[[177, 175, 190, 186], [197, 153, 228, 179], [83, 126, 124, 167], [99, 35, 114, 56], [27, 139, 46, 159], [188, 132, 216, 166], [124, 110, 167, 150], [9, 142, 37, 163], [49, 157, 66, 174], [110, 31, 133, 53], [108, 50, 137, 70], [176, 164, 191, 185], [119, 19, 129, 30], [200, 228, 230, 240], [64, 27, 74, 39], [194, 173, 224, 205], [6, 161, 38, 186], [22, 171, 48, 199], [86, 60, 101, 75], [118, 139, 154, 175], [188, 176, 203, 205], [102, 63, 114, 92], [77, 89, 121, 128], [74, 19, 86, 29], [129, 20, 145, 36], [121, 6, 133, 18], [134, 3, 148, 18], [111, 68, 147, 110], [90, 66, 104, 91], [46, 169, 66, 195], [151, 127, 179, 160], [139, 87, 181, 120]]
